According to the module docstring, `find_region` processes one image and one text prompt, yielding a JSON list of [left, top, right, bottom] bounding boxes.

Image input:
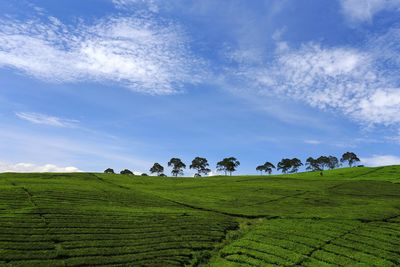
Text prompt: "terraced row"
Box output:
[[0, 213, 237, 265], [213, 219, 400, 266], [0, 180, 237, 266]]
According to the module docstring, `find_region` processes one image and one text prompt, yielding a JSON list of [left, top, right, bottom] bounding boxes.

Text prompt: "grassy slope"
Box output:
[[0, 166, 399, 266]]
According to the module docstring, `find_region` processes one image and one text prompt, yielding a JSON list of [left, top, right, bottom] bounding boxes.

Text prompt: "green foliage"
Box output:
[[341, 152, 360, 167], [305, 157, 321, 171], [306, 156, 339, 172], [277, 158, 303, 173], [120, 169, 133, 175], [168, 158, 186, 177], [327, 155, 339, 169], [149, 162, 164, 176], [190, 157, 211, 176], [216, 157, 240, 176], [104, 168, 114, 174], [256, 162, 275, 175], [0, 166, 400, 266]]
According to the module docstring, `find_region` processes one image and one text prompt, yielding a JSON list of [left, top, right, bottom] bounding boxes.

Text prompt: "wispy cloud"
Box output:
[[360, 154, 400, 166], [0, 161, 81, 172], [112, 0, 159, 12], [0, 12, 204, 94], [340, 0, 400, 22], [227, 26, 400, 127], [16, 112, 79, 128], [304, 139, 322, 145]]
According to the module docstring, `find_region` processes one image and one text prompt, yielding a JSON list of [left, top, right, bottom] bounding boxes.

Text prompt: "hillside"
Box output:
[[0, 166, 400, 266]]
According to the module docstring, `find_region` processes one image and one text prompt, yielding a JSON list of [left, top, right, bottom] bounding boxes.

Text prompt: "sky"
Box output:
[[1, 0, 400, 175]]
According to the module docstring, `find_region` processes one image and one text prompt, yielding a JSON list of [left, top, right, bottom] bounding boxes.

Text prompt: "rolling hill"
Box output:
[[0, 166, 399, 266]]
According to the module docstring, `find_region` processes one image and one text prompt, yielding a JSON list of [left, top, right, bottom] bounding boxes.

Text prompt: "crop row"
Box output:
[[6, 248, 195, 266], [218, 219, 400, 266]]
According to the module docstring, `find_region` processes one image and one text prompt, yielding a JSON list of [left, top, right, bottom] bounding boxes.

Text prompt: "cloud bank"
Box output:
[[0, 13, 203, 94], [340, 0, 400, 22], [230, 27, 400, 127], [0, 161, 81, 172], [361, 154, 400, 166]]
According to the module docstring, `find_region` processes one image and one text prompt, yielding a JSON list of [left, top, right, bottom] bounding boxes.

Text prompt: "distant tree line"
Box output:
[[104, 152, 360, 177]]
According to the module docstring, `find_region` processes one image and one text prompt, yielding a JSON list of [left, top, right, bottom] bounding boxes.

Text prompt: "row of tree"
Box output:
[[105, 152, 360, 177]]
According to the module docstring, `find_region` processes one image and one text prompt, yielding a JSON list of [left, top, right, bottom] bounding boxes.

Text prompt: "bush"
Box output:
[[120, 169, 134, 175], [104, 168, 114, 174]]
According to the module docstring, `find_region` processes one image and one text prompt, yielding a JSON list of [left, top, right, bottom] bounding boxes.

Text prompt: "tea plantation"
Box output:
[[0, 166, 399, 266]]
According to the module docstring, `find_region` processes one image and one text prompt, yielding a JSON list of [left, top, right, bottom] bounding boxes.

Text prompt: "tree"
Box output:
[[277, 158, 292, 174], [120, 169, 133, 175], [149, 163, 164, 176], [216, 157, 240, 176], [256, 162, 275, 175], [277, 158, 303, 173], [190, 157, 211, 177], [290, 158, 303, 173], [141, 173, 148, 176], [305, 157, 320, 171], [168, 158, 186, 177], [316, 156, 330, 170], [327, 156, 339, 170], [340, 152, 360, 167], [104, 168, 114, 174], [159, 173, 167, 177]]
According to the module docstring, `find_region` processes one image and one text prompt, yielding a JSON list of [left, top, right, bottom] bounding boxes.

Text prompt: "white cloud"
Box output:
[[304, 139, 322, 145], [0, 161, 81, 172], [112, 0, 159, 12], [0, 13, 204, 94], [16, 112, 79, 127], [340, 0, 400, 22], [0, 124, 154, 173], [360, 154, 400, 166], [229, 25, 400, 127]]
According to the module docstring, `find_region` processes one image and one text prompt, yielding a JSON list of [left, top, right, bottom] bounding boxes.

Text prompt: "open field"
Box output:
[[0, 166, 399, 266]]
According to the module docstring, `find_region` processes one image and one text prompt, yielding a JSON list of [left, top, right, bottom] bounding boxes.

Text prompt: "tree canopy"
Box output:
[[277, 158, 303, 173], [120, 169, 134, 175], [106, 151, 354, 178], [340, 152, 360, 167], [216, 157, 240, 176], [306, 156, 339, 172], [189, 157, 211, 177], [104, 168, 115, 174], [168, 158, 186, 177], [305, 157, 321, 171], [149, 163, 164, 176], [256, 162, 275, 175], [327, 156, 339, 169]]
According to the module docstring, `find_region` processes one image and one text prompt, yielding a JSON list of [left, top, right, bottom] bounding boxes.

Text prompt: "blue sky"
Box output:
[[1, 0, 400, 175]]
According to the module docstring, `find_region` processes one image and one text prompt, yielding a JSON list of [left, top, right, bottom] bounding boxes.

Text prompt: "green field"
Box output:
[[0, 166, 400, 266]]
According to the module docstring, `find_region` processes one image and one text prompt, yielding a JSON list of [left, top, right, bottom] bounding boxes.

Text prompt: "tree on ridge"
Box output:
[[104, 168, 115, 174], [149, 163, 164, 176], [256, 162, 275, 175], [340, 152, 360, 167], [216, 157, 240, 176], [190, 157, 211, 177], [168, 158, 186, 177]]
